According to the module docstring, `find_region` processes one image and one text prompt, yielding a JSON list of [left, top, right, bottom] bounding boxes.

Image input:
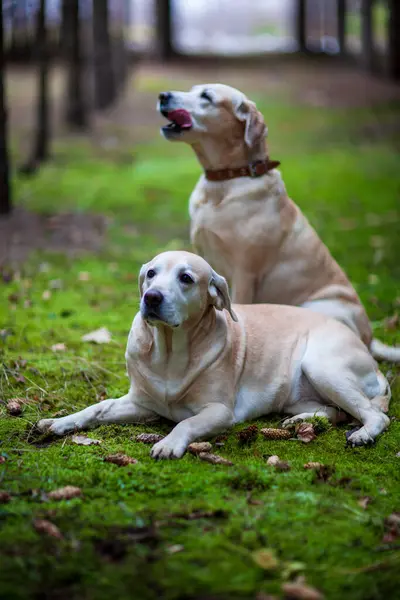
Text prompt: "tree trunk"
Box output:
[[337, 0, 346, 54], [20, 0, 50, 174], [387, 0, 400, 80], [63, 0, 89, 129], [155, 0, 174, 60], [0, 0, 11, 214], [295, 0, 307, 53], [93, 0, 116, 110], [361, 0, 375, 71]]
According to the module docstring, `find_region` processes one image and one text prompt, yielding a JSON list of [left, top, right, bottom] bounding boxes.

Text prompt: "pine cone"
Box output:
[[237, 424, 258, 445], [260, 428, 291, 440], [136, 433, 164, 444]]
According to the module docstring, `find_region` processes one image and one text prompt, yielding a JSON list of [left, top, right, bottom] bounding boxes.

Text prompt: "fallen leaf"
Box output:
[[266, 455, 290, 471], [71, 435, 102, 446], [358, 496, 371, 510], [381, 514, 400, 544], [252, 548, 279, 570], [237, 424, 258, 445], [0, 491, 11, 503], [385, 313, 399, 331], [296, 423, 316, 444], [0, 456, 6, 464], [6, 399, 22, 416], [368, 273, 379, 286], [166, 544, 184, 554], [51, 343, 67, 352], [104, 453, 138, 466], [78, 271, 90, 281], [260, 427, 291, 440], [49, 279, 63, 290], [188, 441, 213, 454], [304, 462, 323, 470], [282, 576, 324, 600], [198, 452, 233, 466], [33, 519, 63, 540], [42, 290, 51, 300], [135, 433, 164, 444], [81, 327, 111, 344], [24, 299, 33, 308], [312, 464, 335, 482], [48, 486, 82, 501]]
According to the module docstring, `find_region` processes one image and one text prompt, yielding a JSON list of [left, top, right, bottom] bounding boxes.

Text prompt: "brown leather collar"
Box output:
[[205, 159, 280, 182]]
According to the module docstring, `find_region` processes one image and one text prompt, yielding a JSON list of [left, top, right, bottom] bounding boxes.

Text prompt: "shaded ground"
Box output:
[[1, 57, 400, 600]]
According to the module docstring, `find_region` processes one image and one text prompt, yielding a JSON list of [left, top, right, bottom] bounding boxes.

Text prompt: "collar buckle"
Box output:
[[248, 160, 264, 178]]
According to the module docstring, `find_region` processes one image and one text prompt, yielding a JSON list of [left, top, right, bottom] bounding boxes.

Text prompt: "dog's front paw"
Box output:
[[346, 426, 374, 447], [150, 435, 187, 460], [36, 417, 75, 436]]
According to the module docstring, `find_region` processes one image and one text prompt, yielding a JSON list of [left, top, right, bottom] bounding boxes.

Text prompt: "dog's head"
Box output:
[[139, 250, 237, 329], [157, 84, 267, 151]]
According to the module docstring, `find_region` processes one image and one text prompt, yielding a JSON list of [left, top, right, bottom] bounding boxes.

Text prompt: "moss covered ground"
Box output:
[[1, 62, 400, 600]]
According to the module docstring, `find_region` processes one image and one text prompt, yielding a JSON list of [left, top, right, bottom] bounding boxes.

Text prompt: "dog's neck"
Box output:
[[191, 138, 268, 171]]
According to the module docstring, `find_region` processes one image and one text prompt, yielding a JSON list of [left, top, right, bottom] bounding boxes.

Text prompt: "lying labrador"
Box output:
[[37, 251, 391, 459], [157, 84, 400, 363]]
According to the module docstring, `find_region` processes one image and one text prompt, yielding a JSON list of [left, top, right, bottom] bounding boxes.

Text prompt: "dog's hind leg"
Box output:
[[301, 345, 390, 446]]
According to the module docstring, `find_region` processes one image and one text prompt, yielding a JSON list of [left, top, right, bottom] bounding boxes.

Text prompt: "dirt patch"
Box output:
[[0, 208, 109, 266]]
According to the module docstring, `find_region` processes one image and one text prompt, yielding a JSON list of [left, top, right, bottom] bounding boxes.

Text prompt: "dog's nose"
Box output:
[[158, 91, 172, 104], [144, 289, 164, 308]]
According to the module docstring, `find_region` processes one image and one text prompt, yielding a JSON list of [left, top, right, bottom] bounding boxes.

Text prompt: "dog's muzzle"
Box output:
[[142, 289, 164, 322], [158, 92, 192, 136]]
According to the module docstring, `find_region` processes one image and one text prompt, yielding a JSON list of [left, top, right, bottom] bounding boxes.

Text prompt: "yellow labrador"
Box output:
[[158, 84, 400, 362], [37, 251, 391, 458]]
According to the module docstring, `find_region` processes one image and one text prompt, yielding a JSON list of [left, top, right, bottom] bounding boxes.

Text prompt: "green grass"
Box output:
[[1, 78, 400, 600]]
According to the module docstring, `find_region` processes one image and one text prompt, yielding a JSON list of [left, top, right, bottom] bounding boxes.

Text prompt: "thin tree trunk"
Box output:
[[337, 0, 346, 54], [361, 0, 375, 71], [93, 0, 116, 110], [295, 0, 307, 53], [387, 0, 400, 80], [0, 0, 12, 214], [155, 0, 174, 60], [63, 0, 89, 129], [20, 0, 50, 174]]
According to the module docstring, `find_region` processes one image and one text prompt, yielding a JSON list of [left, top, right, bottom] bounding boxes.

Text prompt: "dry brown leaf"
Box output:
[[78, 271, 90, 281], [266, 455, 290, 471], [382, 513, 400, 544], [51, 343, 67, 352], [0, 491, 11, 503], [282, 576, 324, 600], [385, 313, 399, 331], [198, 452, 233, 466], [252, 548, 279, 570], [136, 433, 164, 444], [260, 427, 291, 440], [48, 486, 82, 501], [104, 453, 138, 467], [71, 435, 102, 446], [33, 519, 63, 540], [6, 399, 22, 416], [358, 496, 371, 510], [296, 423, 316, 444], [188, 442, 213, 454], [0, 456, 6, 464], [81, 327, 111, 344], [304, 462, 323, 470]]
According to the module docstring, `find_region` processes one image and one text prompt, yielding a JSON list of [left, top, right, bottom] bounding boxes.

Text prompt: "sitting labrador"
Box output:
[[37, 251, 391, 459], [158, 84, 400, 363]]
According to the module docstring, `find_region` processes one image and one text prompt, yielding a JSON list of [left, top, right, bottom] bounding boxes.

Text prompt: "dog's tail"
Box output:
[[370, 338, 400, 363]]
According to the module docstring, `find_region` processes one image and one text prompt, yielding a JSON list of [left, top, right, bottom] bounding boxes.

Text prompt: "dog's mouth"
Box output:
[[161, 109, 192, 135]]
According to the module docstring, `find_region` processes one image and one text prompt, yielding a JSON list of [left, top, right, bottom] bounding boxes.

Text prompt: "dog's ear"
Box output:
[[138, 263, 148, 298], [234, 98, 267, 149], [208, 270, 238, 322]]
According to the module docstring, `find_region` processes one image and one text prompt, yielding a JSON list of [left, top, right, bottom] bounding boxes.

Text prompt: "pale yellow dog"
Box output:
[[158, 84, 400, 362], [37, 252, 391, 459]]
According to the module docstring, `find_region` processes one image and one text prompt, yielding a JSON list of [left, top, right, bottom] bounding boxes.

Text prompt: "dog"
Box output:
[[37, 251, 391, 459], [157, 84, 400, 363]]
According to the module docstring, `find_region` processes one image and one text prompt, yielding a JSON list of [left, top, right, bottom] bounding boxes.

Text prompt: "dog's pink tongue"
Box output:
[[168, 109, 192, 129]]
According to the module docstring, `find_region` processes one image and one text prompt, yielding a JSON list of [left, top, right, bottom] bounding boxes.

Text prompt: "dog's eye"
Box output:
[[200, 90, 213, 103], [147, 269, 156, 279], [179, 273, 194, 285]]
